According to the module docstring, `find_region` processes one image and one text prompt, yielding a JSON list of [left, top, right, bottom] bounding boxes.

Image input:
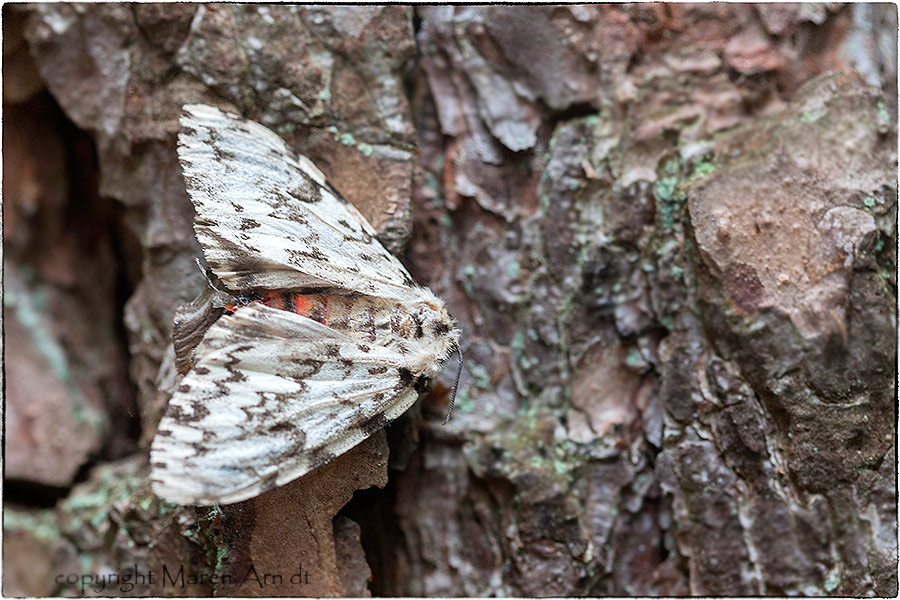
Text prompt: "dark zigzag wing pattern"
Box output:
[[150, 304, 418, 505], [178, 104, 417, 299]]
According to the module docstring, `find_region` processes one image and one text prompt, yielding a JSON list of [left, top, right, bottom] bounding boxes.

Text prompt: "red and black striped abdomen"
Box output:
[[227, 291, 427, 352], [258, 292, 330, 324]]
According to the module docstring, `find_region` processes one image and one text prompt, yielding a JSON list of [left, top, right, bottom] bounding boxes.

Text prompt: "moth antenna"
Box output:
[[444, 342, 463, 424]]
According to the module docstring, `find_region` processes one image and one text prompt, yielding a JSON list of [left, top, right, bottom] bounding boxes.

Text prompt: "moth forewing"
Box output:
[[151, 104, 459, 505], [176, 104, 419, 300]]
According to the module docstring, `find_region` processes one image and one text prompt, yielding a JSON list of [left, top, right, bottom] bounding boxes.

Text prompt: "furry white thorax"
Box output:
[[404, 291, 460, 378]]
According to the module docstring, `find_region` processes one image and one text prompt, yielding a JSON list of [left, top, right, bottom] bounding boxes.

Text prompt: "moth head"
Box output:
[[408, 289, 460, 378]]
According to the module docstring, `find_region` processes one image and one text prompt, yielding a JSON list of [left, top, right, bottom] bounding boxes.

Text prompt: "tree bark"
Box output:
[[4, 4, 896, 597]]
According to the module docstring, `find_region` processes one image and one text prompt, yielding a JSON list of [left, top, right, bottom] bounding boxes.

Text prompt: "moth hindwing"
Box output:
[[150, 104, 459, 505]]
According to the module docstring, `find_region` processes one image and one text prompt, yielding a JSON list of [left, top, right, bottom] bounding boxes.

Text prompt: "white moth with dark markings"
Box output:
[[150, 104, 459, 505]]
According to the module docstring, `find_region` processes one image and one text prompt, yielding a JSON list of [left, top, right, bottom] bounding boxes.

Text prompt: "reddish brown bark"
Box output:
[[4, 4, 896, 597]]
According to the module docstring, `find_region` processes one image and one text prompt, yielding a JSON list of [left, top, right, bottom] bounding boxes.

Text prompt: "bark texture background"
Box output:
[[4, 4, 897, 597]]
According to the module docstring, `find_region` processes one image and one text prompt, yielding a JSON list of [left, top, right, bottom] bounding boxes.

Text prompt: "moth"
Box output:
[[150, 104, 460, 505]]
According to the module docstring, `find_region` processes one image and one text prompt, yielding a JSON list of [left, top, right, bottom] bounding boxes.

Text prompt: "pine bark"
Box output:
[[4, 4, 896, 597]]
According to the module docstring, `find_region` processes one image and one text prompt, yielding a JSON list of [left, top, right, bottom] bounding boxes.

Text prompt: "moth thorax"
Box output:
[[406, 297, 459, 378]]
